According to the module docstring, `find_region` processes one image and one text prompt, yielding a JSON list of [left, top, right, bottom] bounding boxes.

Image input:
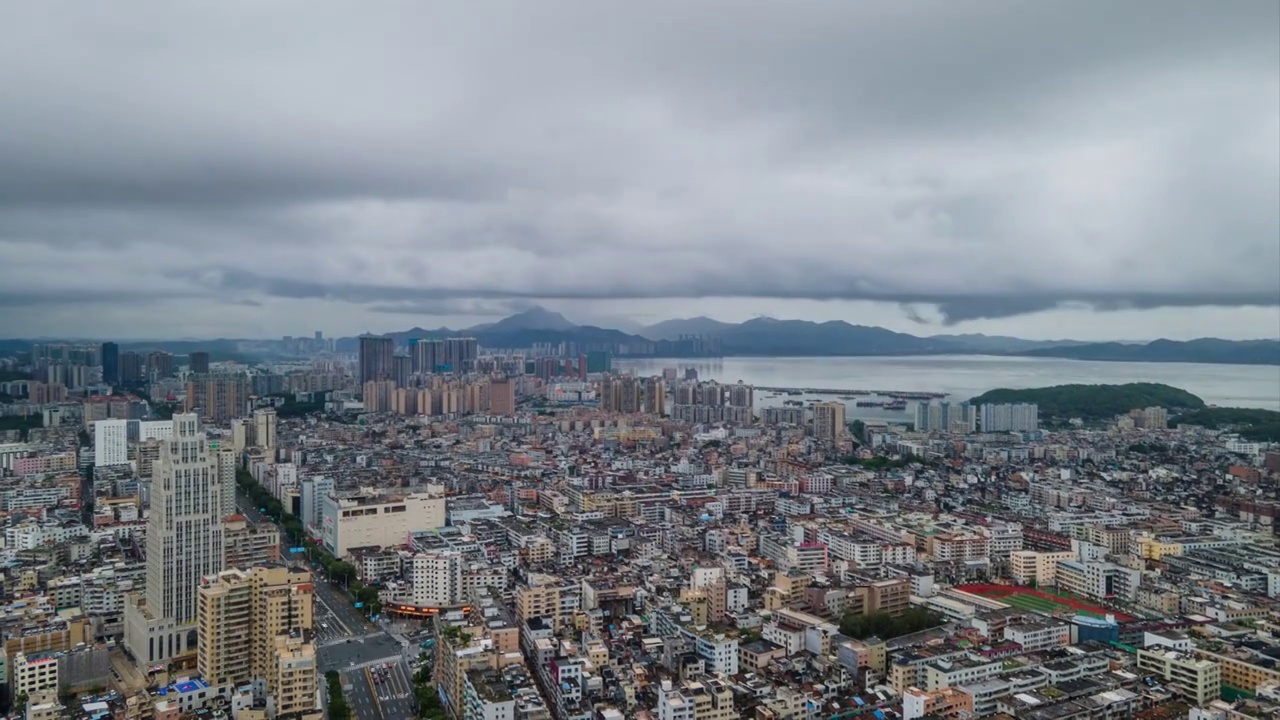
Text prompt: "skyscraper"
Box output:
[[120, 351, 143, 385], [444, 337, 478, 373], [146, 351, 174, 380], [189, 351, 210, 374], [184, 373, 250, 424], [411, 338, 445, 373], [124, 414, 227, 666], [359, 335, 395, 384], [394, 354, 412, 387], [101, 342, 119, 385]]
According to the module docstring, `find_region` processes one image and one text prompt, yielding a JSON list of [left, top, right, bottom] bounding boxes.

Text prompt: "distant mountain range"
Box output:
[[333, 308, 1277, 365], [2, 307, 1276, 365]]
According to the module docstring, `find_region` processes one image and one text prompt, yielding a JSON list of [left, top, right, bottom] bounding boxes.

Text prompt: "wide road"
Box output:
[[342, 667, 379, 720], [347, 662, 415, 720], [236, 491, 416, 717], [377, 660, 416, 720]]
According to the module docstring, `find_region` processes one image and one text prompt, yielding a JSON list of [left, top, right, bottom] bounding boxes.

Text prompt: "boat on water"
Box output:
[[856, 400, 888, 408], [885, 400, 908, 411]]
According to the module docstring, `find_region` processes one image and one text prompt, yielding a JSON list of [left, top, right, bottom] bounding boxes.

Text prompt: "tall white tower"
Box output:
[[126, 413, 227, 666], [146, 413, 226, 623]]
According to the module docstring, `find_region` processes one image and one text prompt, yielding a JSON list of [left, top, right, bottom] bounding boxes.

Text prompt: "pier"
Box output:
[[755, 386, 947, 398]]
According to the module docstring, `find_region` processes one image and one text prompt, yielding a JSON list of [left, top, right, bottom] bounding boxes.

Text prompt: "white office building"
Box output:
[[138, 419, 174, 441], [124, 414, 227, 667], [94, 419, 130, 468]]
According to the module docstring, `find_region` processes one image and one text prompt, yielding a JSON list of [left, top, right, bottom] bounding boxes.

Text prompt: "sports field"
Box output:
[[956, 583, 1134, 621]]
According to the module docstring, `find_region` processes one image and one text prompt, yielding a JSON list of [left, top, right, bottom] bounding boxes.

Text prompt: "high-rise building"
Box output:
[[210, 440, 238, 519], [728, 382, 754, 408], [619, 375, 641, 414], [124, 414, 227, 666], [402, 551, 464, 608], [359, 335, 395, 384], [914, 402, 977, 434], [188, 351, 210, 374], [252, 408, 278, 451], [812, 402, 847, 443], [488, 379, 516, 416], [197, 565, 316, 713], [101, 342, 119, 385], [411, 338, 445, 374], [93, 418, 129, 467], [980, 403, 1039, 432], [363, 380, 397, 412], [120, 351, 143, 385], [643, 377, 666, 415], [394, 354, 412, 387], [444, 337, 478, 373], [184, 373, 250, 424], [599, 375, 618, 412], [146, 351, 174, 380]]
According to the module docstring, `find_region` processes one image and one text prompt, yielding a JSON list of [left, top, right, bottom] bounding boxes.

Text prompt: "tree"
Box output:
[[329, 561, 357, 584], [848, 419, 866, 442], [839, 607, 944, 640]]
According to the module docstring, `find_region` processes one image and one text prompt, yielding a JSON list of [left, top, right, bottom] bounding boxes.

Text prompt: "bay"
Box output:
[[615, 355, 1280, 412]]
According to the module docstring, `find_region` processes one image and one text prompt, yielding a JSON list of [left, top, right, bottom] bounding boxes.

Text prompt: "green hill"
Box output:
[[969, 383, 1206, 421], [1174, 407, 1280, 442]]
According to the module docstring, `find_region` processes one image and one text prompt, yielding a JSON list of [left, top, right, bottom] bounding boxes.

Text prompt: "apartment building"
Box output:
[[1136, 647, 1221, 708], [817, 529, 916, 568], [269, 633, 319, 717], [10, 651, 59, 698], [812, 402, 847, 443], [196, 565, 316, 709], [1003, 621, 1070, 652], [223, 515, 282, 570], [922, 655, 1002, 691], [902, 686, 972, 720]]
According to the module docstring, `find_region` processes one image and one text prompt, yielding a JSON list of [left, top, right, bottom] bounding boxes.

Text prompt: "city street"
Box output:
[[336, 661, 415, 720], [235, 492, 418, 718], [341, 667, 379, 720]]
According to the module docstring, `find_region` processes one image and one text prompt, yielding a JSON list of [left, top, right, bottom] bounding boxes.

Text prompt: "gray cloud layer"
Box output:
[[1, 1, 1277, 331]]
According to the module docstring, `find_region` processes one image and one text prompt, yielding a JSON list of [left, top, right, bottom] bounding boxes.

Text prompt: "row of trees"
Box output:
[[325, 670, 352, 720], [234, 469, 382, 617]]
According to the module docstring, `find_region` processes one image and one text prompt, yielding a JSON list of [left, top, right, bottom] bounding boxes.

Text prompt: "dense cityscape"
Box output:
[[0, 333, 1276, 720], [1, 3, 1278, 720]]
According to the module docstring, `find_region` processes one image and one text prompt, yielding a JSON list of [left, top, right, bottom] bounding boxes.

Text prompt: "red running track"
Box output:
[[956, 583, 1135, 622]]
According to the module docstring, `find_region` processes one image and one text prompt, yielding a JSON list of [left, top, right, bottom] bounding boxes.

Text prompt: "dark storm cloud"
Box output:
[[189, 268, 1279, 325], [0, 0, 1277, 334]]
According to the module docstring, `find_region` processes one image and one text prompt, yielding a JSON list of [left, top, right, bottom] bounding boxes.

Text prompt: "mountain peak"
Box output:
[[487, 306, 578, 332]]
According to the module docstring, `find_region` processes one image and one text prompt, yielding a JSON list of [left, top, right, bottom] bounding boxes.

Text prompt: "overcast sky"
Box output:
[[1, 1, 1278, 341]]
